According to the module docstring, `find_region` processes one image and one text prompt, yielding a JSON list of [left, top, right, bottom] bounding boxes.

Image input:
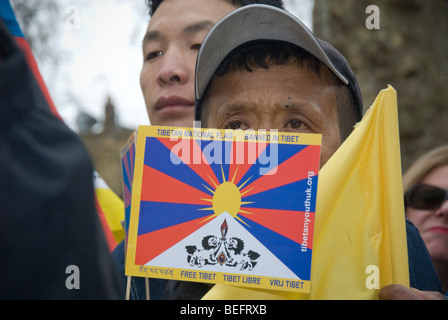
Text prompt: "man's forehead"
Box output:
[[143, 19, 214, 43], [204, 62, 339, 118], [147, 0, 234, 29]]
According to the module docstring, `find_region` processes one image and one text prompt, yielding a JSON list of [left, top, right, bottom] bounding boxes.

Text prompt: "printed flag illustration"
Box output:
[[202, 86, 410, 300], [1, 0, 124, 251], [125, 127, 322, 292], [121, 131, 137, 249]]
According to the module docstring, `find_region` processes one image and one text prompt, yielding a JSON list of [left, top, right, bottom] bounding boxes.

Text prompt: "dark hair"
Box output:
[[146, 0, 284, 16], [199, 40, 359, 142]]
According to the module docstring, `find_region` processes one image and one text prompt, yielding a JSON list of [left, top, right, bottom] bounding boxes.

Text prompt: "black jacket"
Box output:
[[0, 18, 122, 299]]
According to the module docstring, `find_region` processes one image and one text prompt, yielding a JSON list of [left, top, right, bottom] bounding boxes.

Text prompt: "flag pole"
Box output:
[[125, 276, 131, 300], [145, 277, 150, 300]]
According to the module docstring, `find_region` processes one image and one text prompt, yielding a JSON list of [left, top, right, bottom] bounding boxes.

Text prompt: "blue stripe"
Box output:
[[243, 175, 318, 212], [137, 201, 212, 235], [0, 0, 25, 37], [238, 215, 312, 280]]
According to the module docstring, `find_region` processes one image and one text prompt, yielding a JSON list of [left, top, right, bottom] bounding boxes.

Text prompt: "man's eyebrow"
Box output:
[[183, 20, 214, 35], [215, 101, 319, 119], [281, 101, 313, 111], [216, 103, 254, 118], [220, 101, 312, 111], [142, 30, 163, 45], [279, 100, 322, 115]]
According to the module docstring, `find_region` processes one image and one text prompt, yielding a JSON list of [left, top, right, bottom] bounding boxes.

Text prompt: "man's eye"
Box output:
[[227, 121, 248, 130], [145, 50, 163, 61], [191, 43, 201, 50], [288, 119, 306, 129]]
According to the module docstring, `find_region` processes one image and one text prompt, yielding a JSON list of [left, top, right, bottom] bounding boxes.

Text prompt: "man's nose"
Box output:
[[156, 47, 189, 86]]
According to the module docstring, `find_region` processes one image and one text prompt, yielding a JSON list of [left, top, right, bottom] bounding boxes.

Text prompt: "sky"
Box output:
[[34, 0, 314, 132]]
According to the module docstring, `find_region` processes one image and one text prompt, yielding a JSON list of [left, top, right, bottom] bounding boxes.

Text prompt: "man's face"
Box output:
[[203, 62, 342, 168], [140, 0, 236, 127]]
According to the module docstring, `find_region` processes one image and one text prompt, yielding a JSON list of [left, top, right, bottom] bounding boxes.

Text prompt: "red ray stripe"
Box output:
[[141, 164, 212, 205], [135, 216, 214, 265], [239, 208, 314, 248], [157, 137, 220, 188], [240, 145, 320, 198]]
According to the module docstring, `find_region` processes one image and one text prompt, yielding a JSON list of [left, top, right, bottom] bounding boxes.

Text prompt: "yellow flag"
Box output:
[[202, 86, 409, 300], [94, 171, 125, 245]]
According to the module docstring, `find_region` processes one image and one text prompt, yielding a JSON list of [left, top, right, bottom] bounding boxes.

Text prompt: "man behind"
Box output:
[[113, 0, 285, 300], [140, 0, 285, 128], [193, 4, 445, 299]]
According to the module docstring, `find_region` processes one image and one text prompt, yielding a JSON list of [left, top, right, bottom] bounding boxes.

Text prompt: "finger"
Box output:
[[378, 284, 423, 300]]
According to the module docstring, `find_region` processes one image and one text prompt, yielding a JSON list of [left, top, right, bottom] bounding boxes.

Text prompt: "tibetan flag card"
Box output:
[[120, 131, 137, 249], [125, 125, 321, 293]]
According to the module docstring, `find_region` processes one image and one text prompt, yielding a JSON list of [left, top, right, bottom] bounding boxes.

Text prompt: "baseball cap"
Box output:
[[194, 4, 363, 121]]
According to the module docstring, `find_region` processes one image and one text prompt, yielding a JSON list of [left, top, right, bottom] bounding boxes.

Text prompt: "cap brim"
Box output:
[[195, 4, 349, 101]]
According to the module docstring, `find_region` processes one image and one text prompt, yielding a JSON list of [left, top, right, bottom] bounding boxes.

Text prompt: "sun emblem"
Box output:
[[199, 166, 254, 225]]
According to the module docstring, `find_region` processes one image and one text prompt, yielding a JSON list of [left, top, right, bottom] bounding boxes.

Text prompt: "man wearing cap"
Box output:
[[193, 4, 445, 299]]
